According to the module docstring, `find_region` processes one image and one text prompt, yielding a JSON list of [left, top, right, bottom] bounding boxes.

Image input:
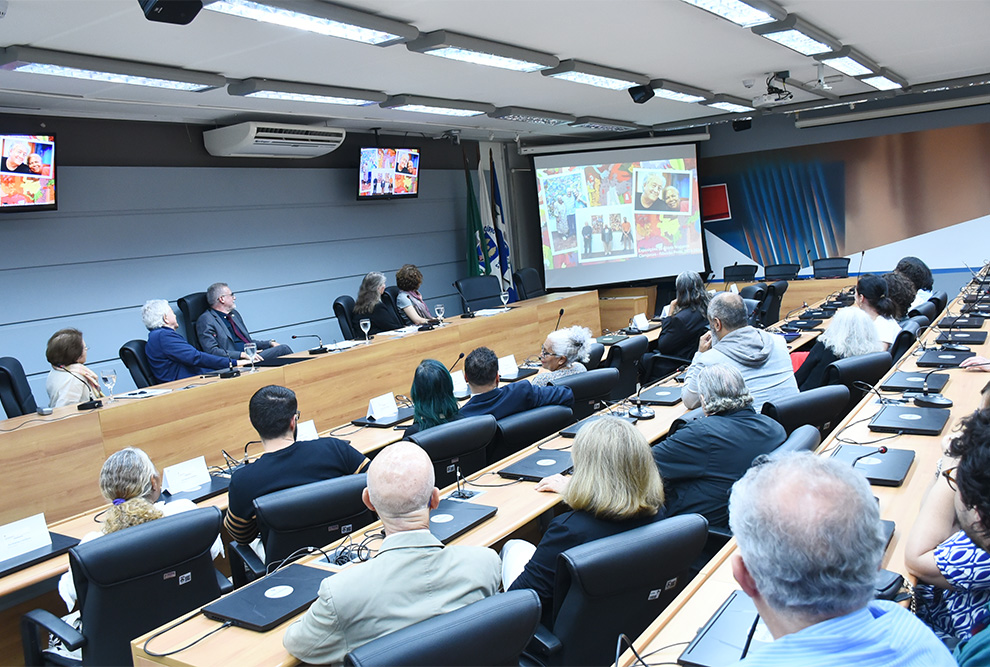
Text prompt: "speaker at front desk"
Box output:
[[138, 0, 203, 24]]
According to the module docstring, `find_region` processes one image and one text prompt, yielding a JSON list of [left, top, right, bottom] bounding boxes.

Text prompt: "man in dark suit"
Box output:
[[459, 346, 573, 420], [196, 282, 293, 362]]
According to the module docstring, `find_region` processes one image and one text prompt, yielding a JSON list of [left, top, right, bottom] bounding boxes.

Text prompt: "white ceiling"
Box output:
[[1, 0, 988, 140]]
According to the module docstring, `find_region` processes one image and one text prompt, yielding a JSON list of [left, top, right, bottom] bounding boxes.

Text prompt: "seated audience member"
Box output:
[[884, 271, 917, 321], [395, 264, 436, 326], [641, 271, 711, 383], [404, 359, 461, 438], [855, 273, 900, 351], [283, 442, 501, 664], [225, 385, 369, 549], [196, 282, 292, 361], [729, 452, 955, 666], [352, 271, 403, 336], [142, 299, 249, 383], [896, 256, 935, 309], [681, 292, 797, 412], [503, 417, 665, 623], [794, 307, 882, 391], [531, 325, 593, 387], [45, 328, 103, 407], [459, 346, 573, 420], [652, 364, 785, 529], [907, 410, 990, 645]]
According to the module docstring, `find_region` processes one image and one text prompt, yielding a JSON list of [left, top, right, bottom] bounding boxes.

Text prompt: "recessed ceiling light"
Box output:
[[752, 16, 841, 56], [704, 95, 756, 112], [228, 78, 386, 105], [489, 107, 576, 125], [570, 116, 642, 132], [381, 95, 495, 117], [860, 73, 906, 91], [649, 80, 711, 104], [406, 31, 558, 72], [815, 47, 879, 77], [679, 0, 786, 27], [542, 60, 647, 90]]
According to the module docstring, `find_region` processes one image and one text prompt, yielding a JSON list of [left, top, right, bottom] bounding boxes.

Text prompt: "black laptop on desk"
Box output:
[[202, 563, 331, 632], [916, 349, 976, 368], [428, 498, 497, 543], [830, 445, 916, 487], [868, 404, 951, 436], [940, 316, 985, 329], [638, 385, 683, 406], [936, 330, 988, 345], [880, 371, 949, 393], [597, 333, 628, 345], [678, 591, 767, 667], [560, 414, 636, 438], [498, 449, 573, 482], [351, 405, 415, 428], [782, 319, 822, 331]]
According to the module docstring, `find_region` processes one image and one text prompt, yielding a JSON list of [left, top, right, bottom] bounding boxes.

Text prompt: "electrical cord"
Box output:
[[329, 423, 367, 437], [142, 616, 232, 657], [464, 471, 523, 488], [0, 413, 78, 432]]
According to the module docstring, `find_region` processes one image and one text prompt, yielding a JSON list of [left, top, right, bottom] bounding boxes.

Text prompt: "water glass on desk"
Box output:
[[100, 368, 116, 403], [360, 319, 372, 344], [435, 304, 445, 323], [243, 343, 257, 373], [500, 292, 510, 308]]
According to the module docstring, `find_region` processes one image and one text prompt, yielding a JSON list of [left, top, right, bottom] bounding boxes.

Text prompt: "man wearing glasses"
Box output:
[[196, 282, 293, 362]]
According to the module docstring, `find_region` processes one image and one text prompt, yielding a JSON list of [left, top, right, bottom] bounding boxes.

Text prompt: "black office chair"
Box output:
[[525, 514, 708, 667], [824, 351, 893, 417], [771, 424, 821, 455], [603, 335, 649, 401], [908, 300, 937, 322], [228, 475, 375, 588], [550, 368, 619, 422], [758, 280, 788, 326], [761, 385, 851, 439], [453, 275, 502, 312], [584, 343, 605, 370], [22, 508, 226, 667], [738, 283, 766, 302], [513, 267, 546, 301], [889, 320, 921, 364], [639, 351, 692, 384], [488, 406, 573, 465], [119, 339, 156, 389], [742, 298, 762, 328], [334, 295, 358, 340], [409, 415, 498, 487], [176, 291, 208, 349], [928, 290, 948, 315], [345, 589, 541, 667], [764, 263, 800, 281], [383, 285, 405, 324], [905, 314, 931, 332], [723, 264, 757, 282], [812, 257, 851, 278], [0, 356, 38, 418]]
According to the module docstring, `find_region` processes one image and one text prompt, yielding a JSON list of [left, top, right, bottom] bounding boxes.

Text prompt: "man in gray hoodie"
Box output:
[[681, 292, 798, 412]]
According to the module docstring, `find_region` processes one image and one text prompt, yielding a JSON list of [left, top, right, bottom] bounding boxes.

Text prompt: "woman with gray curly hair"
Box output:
[[650, 364, 786, 528], [794, 306, 882, 391], [142, 299, 247, 383], [531, 325, 593, 387]]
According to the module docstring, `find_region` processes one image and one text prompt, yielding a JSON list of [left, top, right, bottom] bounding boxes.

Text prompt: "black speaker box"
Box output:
[[139, 0, 203, 25]]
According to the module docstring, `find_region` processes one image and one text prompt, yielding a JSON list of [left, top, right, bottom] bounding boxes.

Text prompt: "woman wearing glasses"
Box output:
[[531, 325, 593, 387]]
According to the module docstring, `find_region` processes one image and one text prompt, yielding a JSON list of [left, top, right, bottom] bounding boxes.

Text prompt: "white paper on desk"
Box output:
[[368, 392, 399, 419], [660, 304, 671, 318], [116, 388, 172, 399], [296, 419, 319, 442], [729, 283, 739, 294], [162, 456, 211, 494], [498, 355, 519, 379], [632, 313, 650, 330], [326, 340, 359, 351], [450, 370, 469, 394], [0, 513, 51, 562], [474, 308, 509, 317]]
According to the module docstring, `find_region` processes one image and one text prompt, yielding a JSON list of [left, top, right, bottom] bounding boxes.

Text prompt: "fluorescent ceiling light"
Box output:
[[679, 0, 786, 27], [406, 31, 558, 72], [649, 79, 711, 103], [752, 16, 841, 56], [0, 46, 223, 91], [227, 78, 386, 105], [542, 60, 647, 90], [814, 46, 879, 77], [203, 0, 418, 45], [859, 69, 908, 91], [489, 107, 575, 125], [381, 95, 494, 117], [570, 116, 642, 132], [704, 95, 755, 112]]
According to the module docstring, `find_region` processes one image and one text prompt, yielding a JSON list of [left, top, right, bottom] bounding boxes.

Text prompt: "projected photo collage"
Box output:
[[359, 148, 419, 197], [1, 135, 55, 208]]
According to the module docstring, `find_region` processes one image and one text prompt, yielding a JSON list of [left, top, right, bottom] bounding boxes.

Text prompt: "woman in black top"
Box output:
[[794, 306, 882, 391], [352, 271, 402, 336], [641, 270, 711, 383]]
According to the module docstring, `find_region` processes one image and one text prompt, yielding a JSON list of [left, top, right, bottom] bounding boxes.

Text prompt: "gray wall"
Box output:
[[1, 165, 469, 417]]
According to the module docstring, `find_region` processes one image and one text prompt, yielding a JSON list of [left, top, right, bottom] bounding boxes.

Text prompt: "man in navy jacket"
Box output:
[[459, 347, 573, 420]]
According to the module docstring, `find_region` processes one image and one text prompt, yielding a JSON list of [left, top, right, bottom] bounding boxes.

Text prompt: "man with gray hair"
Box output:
[[728, 452, 954, 665], [283, 442, 501, 664], [651, 364, 785, 528], [682, 292, 797, 412], [196, 282, 292, 362]]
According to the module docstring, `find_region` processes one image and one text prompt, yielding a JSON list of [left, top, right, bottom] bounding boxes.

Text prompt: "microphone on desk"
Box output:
[[627, 384, 655, 420], [856, 249, 866, 276], [914, 368, 954, 409], [218, 343, 240, 379], [554, 308, 565, 331], [292, 334, 329, 355], [448, 352, 465, 373], [851, 445, 888, 468]]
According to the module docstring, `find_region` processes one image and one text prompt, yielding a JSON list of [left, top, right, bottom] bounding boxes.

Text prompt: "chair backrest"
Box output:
[[738, 284, 766, 302], [905, 314, 930, 332], [489, 405, 573, 465], [119, 339, 156, 389], [176, 291, 208, 349], [0, 356, 37, 418], [723, 264, 757, 282], [549, 515, 709, 667], [604, 335, 649, 401], [584, 343, 605, 370], [928, 290, 948, 314], [344, 589, 541, 667], [334, 295, 357, 340], [255, 474, 376, 566], [742, 298, 762, 328], [908, 300, 937, 321], [771, 424, 821, 455], [889, 320, 921, 364], [812, 257, 851, 278], [70, 508, 224, 666], [383, 285, 404, 323], [513, 267, 546, 301], [824, 351, 893, 415], [764, 263, 800, 281], [453, 275, 503, 312], [759, 280, 788, 326], [761, 384, 850, 438], [550, 368, 619, 422], [409, 415, 498, 487]]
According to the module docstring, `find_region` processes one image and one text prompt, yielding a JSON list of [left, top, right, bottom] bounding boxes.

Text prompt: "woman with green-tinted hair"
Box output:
[[404, 359, 461, 438]]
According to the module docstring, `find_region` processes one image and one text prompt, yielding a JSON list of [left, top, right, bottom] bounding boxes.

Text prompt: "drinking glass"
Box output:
[[500, 292, 510, 307], [100, 368, 117, 403], [360, 319, 372, 344], [435, 304, 445, 321], [243, 343, 257, 373]]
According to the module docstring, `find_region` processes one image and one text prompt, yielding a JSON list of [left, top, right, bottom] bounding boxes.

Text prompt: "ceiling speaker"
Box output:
[[628, 85, 656, 105], [138, 0, 203, 25], [732, 118, 753, 132]]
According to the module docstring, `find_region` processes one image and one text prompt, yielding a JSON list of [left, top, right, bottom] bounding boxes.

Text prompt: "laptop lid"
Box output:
[[498, 449, 573, 482], [428, 498, 497, 544], [868, 404, 951, 437], [0, 532, 79, 579], [829, 445, 916, 487], [638, 385, 683, 406], [161, 473, 232, 505], [879, 371, 949, 393], [202, 563, 331, 632], [916, 349, 976, 368], [935, 330, 988, 345], [500, 366, 539, 382], [678, 591, 768, 667], [596, 334, 628, 345], [801, 308, 836, 319], [939, 316, 985, 329], [782, 319, 822, 330], [559, 414, 637, 438], [351, 405, 415, 428]]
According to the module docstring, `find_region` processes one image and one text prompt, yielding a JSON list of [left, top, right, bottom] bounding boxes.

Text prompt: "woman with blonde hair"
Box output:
[[503, 416, 665, 621]]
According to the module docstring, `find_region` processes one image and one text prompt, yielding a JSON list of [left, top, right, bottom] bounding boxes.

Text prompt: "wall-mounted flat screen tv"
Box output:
[[1, 134, 56, 212], [358, 147, 419, 199]]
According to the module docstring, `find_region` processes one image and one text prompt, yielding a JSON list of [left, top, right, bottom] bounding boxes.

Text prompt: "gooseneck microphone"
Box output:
[[554, 308, 565, 331], [292, 334, 329, 355], [856, 249, 866, 276], [852, 445, 888, 468], [218, 338, 240, 379], [627, 384, 655, 420], [448, 352, 465, 373]]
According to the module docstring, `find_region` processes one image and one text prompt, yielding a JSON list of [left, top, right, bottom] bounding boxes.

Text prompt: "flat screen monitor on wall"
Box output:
[[533, 143, 706, 289], [358, 147, 420, 199], [1, 134, 56, 212]]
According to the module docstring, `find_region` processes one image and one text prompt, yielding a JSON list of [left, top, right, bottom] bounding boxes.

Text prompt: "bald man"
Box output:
[[283, 442, 501, 664]]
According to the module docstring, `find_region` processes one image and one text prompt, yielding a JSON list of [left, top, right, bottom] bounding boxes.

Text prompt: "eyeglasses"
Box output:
[[539, 348, 557, 358], [942, 466, 959, 491]]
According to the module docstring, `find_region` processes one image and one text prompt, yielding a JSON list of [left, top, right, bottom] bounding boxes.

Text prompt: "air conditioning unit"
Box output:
[[203, 122, 346, 158]]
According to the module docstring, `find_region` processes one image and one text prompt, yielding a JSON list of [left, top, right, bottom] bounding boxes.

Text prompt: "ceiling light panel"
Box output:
[[570, 116, 642, 132], [490, 107, 575, 125], [228, 78, 386, 105], [679, 0, 786, 27], [381, 95, 495, 117], [814, 46, 880, 77], [752, 16, 842, 56], [649, 79, 711, 103], [860, 75, 904, 91], [406, 31, 558, 72], [542, 60, 648, 90], [704, 95, 755, 112]]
